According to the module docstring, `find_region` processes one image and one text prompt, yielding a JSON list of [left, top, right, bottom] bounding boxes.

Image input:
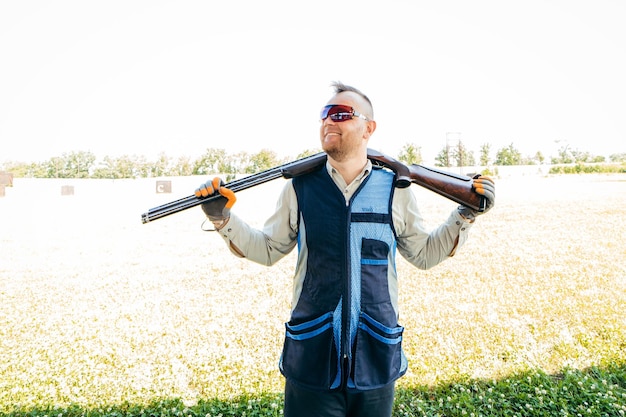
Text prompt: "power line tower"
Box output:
[[446, 132, 461, 170]]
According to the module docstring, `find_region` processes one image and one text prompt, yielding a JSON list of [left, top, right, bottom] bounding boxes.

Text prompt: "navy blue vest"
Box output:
[[279, 166, 407, 391]]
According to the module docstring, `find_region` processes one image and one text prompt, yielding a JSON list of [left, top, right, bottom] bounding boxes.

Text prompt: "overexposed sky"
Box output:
[[1, 0, 624, 165]]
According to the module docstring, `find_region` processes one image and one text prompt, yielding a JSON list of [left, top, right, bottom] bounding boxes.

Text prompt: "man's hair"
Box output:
[[331, 81, 374, 119]]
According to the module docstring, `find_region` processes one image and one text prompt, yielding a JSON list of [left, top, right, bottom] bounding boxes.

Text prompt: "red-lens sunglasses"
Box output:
[[320, 104, 370, 122]]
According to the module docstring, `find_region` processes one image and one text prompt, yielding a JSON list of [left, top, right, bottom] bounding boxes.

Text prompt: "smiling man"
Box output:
[[196, 81, 495, 417]]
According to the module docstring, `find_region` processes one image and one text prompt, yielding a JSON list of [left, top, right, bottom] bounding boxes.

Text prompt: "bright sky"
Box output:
[[1, 0, 625, 166]]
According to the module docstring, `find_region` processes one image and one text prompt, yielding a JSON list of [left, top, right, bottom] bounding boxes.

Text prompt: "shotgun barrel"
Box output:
[[140, 152, 327, 224]]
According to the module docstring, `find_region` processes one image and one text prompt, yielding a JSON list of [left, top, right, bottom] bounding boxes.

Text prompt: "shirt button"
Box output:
[[456, 221, 461, 225]]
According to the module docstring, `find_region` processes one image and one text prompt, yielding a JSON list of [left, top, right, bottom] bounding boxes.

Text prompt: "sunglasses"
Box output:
[[320, 104, 370, 122]]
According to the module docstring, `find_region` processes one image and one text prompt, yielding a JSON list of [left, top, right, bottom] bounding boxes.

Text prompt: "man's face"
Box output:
[[320, 92, 374, 162]]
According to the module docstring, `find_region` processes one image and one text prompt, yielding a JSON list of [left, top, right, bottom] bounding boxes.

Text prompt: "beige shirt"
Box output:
[[215, 161, 473, 268]]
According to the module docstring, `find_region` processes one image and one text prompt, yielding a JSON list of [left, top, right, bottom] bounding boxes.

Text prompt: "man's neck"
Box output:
[[327, 152, 368, 185]]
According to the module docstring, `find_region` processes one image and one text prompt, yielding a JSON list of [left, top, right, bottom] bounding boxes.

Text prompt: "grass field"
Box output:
[[1, 173, 625, 415]]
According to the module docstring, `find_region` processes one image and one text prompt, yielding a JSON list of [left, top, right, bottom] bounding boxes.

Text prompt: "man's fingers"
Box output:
[[196, 177, 224, 198], [219, 187, 237, 209], [474, 176, 494, 188], [473, 177, 495, 196], [195, 178, 220, 198], [474, 182, 495, 196], [194, 186, 209, 198], [212, 177, 223, 191]]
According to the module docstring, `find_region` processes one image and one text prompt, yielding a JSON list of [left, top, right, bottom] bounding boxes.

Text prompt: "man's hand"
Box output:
[[473, 175, 495, 212], [194, 177, 236, 221], [458, 175, 495, 221]]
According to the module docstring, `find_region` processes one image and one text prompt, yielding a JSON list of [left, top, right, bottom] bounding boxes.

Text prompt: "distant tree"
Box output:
[[45, 156, 65, 178], [494, 143, 522, 165], [223, 152, 247, 175], [609, 153, 626, 163], [296, 148, 322, 159], [115, 155, 136, 178], [193, 148, 228, 175], [92, 156, 116, 179], [40, 151, 97, 178], [174, 156, 193, 176], [518, 154, 534, 165], [134, 155, 151, 178], [434, 143, 473, 167], [550, 146, 606, 164], [571, 150, 590, 163], [94, 154, 146, 179], [69, 151, 96, 178], [151, 152, 172, 177], [551, 145, 573, 164], [1, 161, 47, 178], [92, 156, 113, 179], [434, 146, 451, 167], [398, 143, 422, 165], [245, 149, 281, 174], [451, 142, 475, 167], [479, 143, 491, 166]]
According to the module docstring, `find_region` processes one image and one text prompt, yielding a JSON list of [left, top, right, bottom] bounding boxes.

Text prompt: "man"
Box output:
[[195, 82, 495, 417]]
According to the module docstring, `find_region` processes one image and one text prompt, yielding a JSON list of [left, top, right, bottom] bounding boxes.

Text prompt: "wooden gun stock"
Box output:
[[141, 148, 484, 224], [366, 149, 485, 212]]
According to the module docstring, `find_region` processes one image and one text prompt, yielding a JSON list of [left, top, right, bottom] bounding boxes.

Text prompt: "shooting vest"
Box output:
[[280, 166, 407, 391]]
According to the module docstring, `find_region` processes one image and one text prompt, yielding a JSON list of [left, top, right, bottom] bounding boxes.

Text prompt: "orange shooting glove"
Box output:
[[194, 177, 236, 221], [458, 174, 495, 221]]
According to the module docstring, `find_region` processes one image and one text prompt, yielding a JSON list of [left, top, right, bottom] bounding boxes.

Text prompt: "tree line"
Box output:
[[0, 148, 304, 180], [2, 142, 624, 179]]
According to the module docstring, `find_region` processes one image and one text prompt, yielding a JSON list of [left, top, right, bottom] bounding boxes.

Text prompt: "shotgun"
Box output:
[[140, 148, 484, 224]]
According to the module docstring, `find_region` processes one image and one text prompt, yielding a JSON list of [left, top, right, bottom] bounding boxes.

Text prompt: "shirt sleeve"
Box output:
[[214, 180, 299, 266], [393, 187, 473, 269]]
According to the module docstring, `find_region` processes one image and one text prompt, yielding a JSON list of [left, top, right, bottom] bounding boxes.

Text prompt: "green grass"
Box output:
[[1, 174, 625, 416], [4, 363, 625, 416], [393, 363, 626, 417]]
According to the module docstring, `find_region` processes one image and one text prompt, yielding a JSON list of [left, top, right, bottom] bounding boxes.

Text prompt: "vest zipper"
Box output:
[[341, 201, 351, 388], [341, 174, 371, 388]]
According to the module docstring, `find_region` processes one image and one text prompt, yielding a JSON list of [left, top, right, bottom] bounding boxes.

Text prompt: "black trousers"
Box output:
[[283, 380, 395, 417]]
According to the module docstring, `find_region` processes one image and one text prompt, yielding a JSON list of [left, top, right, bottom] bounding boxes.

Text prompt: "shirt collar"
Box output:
[[325, 159, 372, 184]]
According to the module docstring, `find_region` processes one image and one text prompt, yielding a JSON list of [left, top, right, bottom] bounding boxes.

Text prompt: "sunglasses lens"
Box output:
[[321, 105, 354, 122], [331, 112, 353, 122]]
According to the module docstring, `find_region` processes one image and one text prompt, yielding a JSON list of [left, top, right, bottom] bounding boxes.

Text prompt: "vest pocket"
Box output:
[[361, 238, 390, 306], [353, 312, 404, 389], [280, 312, 338, 390]]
